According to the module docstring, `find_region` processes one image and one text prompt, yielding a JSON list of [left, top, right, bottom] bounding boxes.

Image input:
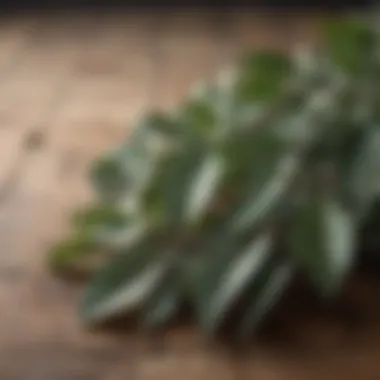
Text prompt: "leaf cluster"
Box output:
[[49, 16, 380, 337]]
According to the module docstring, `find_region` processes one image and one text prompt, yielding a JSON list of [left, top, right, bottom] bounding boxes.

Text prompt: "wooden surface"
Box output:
[[0, 10, 379, 380]]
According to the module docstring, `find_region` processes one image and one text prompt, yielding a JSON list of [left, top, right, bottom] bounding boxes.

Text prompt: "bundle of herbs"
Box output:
[[49, 15, 380, 338]]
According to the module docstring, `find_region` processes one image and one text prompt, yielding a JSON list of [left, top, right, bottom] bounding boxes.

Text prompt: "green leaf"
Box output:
[[48, 14, 380, 337], [72, 204, 129, 230], [80, 232, 168, 324], [48, 234, 95, 271], [94, 119, 171, 200], [90, 141, 151, 199], [142, 144, 205, 225], [239, 258, 293, 338], [93, 222, 148, 252], [237, 51, 292, 103], [143, 113, 184, 138], [190, 71, 252, 136], [187, 238, 238, 325], [90, 154, 129, 201], [180, 99, 216, 137], [190, 81, 221, 103], [184, 153, 225, 224], [117, 144, 156, 192], [231, 154, 300, 232], [192, 232, 274, 333], [141, 267, 182, 328], [326, 124, 367, 208], [221, 127, 296, 232], [289, 196, 356, 296], [323, 18, 375, 75], [222, 126, 285, 181]]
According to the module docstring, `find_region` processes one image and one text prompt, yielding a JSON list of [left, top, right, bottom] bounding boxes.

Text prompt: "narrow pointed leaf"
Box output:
[[185, 153, 225, 224], [141, 268, 182, 328], [239, 258, 293, 338], [190, 76, 234, 122], [205, 233, 274, 331], [80, 232, 168, 324], [290, 196, 356, 296], [143, 113, 184, 138], [90, 140, 153, 202], [187, 238, 240, 327], [142, 144, 205, 225], [192, 232, 274, 333], [232, 154, 300, 232], [94, 223, 147, 251]]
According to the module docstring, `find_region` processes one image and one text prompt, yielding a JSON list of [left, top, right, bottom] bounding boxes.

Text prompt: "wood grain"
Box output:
[[0, 10, 379, 380]]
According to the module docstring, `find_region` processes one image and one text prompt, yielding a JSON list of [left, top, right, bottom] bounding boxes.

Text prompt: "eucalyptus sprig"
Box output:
[[49, 15, 380, 337]]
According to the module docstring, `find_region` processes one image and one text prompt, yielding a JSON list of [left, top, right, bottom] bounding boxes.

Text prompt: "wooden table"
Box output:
[[0, 10, 379, 379]]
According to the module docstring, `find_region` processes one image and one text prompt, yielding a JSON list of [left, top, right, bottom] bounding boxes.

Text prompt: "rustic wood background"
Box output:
[[0, 10, 379, 379]]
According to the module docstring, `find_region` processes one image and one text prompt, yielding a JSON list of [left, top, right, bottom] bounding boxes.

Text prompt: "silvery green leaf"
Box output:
[[276, 78, 347, 149], [143, 113, 184, 138], [90, 152, 129, 201], [142, 144, 205, 225], [323, 124, 366, 207], [293, 46, 318, 78], [188, 237, 239, 322], [275, 113, 313, 147], [185, 153, 225, 224], [233, 104, 265, 129], [192, 232, 273, 333], [216, 67, 237, 90], [213, 68, 239, 135], [205, 233, 274, 331], [179, 81, 226, 139], [179, 70, 236, 138], [94, 223, 148, 252], [189, 81, 221, 105], [70, 203, 145, 254], [190, 69, 235, 111], [118, 195, 141, 216], [129, 115, 183, 169], [80, 233, 168, 324], [141, 268, 182, 328], [289, 196, 356, 296], [221, 127, 298, 232], [232, 154, 300, 232], [90, 139, 155, 202], [239, 258, 293, 337]]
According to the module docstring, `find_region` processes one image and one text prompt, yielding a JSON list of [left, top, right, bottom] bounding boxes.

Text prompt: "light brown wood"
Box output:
[[0, 10, 379, 380]]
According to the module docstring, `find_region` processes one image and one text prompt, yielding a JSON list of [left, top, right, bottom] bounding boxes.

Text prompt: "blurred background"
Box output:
[[0, 0, 374, 11], [0, 2, 379, 380]]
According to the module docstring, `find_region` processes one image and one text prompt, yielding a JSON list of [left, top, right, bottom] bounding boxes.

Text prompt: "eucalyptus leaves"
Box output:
[[49, 16, 380, 336]]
